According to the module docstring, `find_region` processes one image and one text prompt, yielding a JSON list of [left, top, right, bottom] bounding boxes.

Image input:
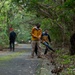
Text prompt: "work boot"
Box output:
[[37, 55, 42, 58]]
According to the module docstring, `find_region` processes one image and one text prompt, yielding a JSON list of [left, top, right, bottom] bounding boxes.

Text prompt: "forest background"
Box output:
[[0, 0, 75, 75], [0, 0, 75, 49]]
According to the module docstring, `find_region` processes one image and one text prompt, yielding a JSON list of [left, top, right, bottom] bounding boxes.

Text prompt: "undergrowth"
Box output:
[[55, 49, 75, 75]]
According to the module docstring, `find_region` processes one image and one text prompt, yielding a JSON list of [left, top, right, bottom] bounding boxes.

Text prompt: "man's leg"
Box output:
[[44, 47, 48, 55], [37, 41, 41, 58], [12, 41, 15, 52], [9, 41, 12, 51], [31, 41, 36, 58], [35, 43, 37, 55]]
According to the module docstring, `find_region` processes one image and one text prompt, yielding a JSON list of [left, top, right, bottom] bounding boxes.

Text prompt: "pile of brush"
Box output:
[[45, 52, 65, 75], [51, 65, 64, 75]]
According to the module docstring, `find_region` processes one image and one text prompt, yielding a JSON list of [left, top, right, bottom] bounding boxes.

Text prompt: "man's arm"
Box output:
[[48, 34, 51, 42], [31, 28, 37, 38]]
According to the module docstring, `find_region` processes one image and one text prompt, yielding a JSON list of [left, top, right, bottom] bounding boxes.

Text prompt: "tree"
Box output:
[[70, 33, 75, 55]]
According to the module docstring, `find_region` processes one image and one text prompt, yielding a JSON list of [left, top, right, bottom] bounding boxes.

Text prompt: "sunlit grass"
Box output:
[[0, 51, 25, 61]]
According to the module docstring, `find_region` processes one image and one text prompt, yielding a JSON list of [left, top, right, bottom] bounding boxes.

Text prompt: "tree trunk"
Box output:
[[7, 11, 10, 36], [70, 33, 75, 55], [69, 16, 75, 55]]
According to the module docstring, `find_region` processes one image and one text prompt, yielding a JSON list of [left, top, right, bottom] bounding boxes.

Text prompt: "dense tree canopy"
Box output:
[[0, 0, 75, 49]]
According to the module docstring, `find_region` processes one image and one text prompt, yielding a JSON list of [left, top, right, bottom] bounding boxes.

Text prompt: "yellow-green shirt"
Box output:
[[31, 27, 42, 41]]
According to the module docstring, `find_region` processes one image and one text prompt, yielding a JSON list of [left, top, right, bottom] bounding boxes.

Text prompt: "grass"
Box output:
[[0, 51, 24, 61], [55, 49, 75, 75]]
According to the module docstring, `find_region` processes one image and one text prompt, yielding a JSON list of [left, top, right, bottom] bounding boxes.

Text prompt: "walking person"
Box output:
[[9, 28, 17, 51], [41, 29, 55, 55], [31, 23, 42, 58]]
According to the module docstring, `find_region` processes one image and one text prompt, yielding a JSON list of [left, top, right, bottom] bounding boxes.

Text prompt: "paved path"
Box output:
[[0, 44, 54, 75]]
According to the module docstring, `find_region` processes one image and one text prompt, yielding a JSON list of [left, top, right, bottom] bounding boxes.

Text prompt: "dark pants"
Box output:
[[10, 40, 15, 51], [44, 46, 48, 54], [35, 43, 37, 55]]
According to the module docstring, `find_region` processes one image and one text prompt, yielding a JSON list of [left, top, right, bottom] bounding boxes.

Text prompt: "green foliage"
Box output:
[[0, 0, 37, 46], [0, 52, 24, 61], [60, 55, 71, 64], [0, 23, 8, 46], [63, 0, 75, 9], [56, 49, 75, 75], [56, 50, 75, 75], [0, 0, 75, 48]]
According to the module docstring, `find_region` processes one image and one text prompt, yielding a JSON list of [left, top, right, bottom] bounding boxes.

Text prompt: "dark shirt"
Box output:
[[41, 32, 51, 42], [9, 31, 16, 41]]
